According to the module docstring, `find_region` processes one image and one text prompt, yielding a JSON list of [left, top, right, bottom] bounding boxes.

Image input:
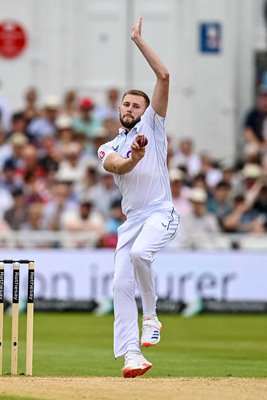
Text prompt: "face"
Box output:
[[80, 203, 91, 218], [26, 88, 37, 103], [180, 140, 192, 156], [191, 201, 206, 216], [258, 94, 267, 113], [119, 94, 147, 130], [214, 187, 229, 202]]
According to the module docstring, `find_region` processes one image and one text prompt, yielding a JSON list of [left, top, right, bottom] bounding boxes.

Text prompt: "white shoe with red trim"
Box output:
[[122, 352, 152, 378]]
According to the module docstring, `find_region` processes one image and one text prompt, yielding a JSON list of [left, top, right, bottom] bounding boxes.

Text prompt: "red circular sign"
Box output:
[[0, 20, 27, 59]]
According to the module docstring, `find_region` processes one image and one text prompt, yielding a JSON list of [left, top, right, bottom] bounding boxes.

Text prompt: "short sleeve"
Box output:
[[97, 142, 115, 165], [139, 105, 166, 136]]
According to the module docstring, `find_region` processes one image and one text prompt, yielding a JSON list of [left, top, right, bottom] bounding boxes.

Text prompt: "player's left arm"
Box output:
[[131, 17, 169, 117]]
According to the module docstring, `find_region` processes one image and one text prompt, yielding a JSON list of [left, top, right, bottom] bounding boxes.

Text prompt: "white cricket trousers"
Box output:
[[113, 202, 179, 358]]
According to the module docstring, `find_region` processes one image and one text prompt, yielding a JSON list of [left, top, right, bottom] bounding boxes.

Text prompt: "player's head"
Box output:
[[119, 90, 150, 129]]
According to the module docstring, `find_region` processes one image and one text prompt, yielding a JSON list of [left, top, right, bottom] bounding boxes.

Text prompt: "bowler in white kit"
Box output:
[[98, 17, 179, 378]]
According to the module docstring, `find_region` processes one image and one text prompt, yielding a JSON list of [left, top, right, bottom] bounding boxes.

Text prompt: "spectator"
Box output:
[[27, 95, 60, 143], [169, 168, 191, 217], [105, 199, 125, 235], [55, 114, 75, 155], [171, 138, 201, 178], [4, 187, 27, 230], [56, 142, 85, 185], [38, 134, 60, 177], [21, 202, 45, 231], [62, 197, 106, 247], [17, 144, 46, 183], [0, 159, 22, 192], [6, 132, 28, 172], [243, 142, 261, 165], [22, 87, 39, 126], [207, 181, 232, 228], [242, 163, 263, 191], [61, 89, 78, 117], [75, 159, 99, 199], [253, 181, 267, 229], [219, 164, 266, 233], [100, 199, 126, 248], [243, 84, 267, 150], [191, 173, 209, 191], [0, 126, 12, 168], [91, 126, 110, 155], [94, 87, 120, 122], [8, 112, 27, 137], [0, 215, 11, 238], [199, 152, 223, 188], [18, 202, 51, 248], [23, 170, 51, 205], [88, 167, 121, 218], [221, 193, 265, 233], [74, 131, 93, 160], [180, 187, 221, 248], [0, 186, 13, 218], [72, 97, 101, 140], [221, 164, 242, 198], [41, 180, 78, 231], [102, 116, 121, 139]]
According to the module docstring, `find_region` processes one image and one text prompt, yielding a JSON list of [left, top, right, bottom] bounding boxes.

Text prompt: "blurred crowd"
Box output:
[[0, 85, 267, 249]]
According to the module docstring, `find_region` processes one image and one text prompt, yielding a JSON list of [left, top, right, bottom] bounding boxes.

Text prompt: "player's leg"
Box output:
[[114, 241, 154, 378], [113, 218, 144, 358], [130, 207, 179, 346], [113, 243, 139, 358], [114, 218, 155, 377]]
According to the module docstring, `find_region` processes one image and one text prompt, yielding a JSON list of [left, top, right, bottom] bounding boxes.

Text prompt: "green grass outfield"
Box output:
[[1, 312, 267, 377]]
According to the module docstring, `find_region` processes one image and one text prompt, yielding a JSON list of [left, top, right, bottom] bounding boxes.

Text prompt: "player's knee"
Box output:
[[130, 247, 151, 266], [113, 275, 134, 294]]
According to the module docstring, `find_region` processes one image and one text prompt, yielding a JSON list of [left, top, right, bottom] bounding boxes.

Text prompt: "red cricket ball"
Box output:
[[136, 135, 148, 147]]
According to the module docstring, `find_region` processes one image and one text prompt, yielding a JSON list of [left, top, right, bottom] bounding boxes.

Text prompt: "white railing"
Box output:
[[0, 231, 98, 249], [0, 231, 267, 250]]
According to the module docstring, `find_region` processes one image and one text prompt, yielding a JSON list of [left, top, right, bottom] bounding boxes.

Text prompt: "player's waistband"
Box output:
[[126, 201, 176, 221]]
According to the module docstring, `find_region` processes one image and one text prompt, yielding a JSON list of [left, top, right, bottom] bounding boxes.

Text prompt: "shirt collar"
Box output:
[[118, 126, 138, 136]]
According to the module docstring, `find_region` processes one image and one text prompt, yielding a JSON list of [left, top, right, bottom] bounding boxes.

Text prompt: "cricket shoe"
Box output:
[[122, 352, 152, 378], [141, 316, 162, 347]]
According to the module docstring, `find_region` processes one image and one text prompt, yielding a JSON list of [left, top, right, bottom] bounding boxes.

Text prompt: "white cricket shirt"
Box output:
[[98, 105, 172, 216]]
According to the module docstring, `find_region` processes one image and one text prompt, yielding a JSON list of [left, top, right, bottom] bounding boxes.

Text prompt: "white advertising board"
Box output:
[[1, 249, 267, 302]]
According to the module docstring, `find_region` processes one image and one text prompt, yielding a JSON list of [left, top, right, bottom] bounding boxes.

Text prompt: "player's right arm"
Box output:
[[98, 136, 145, 175], [103, 153, 139, 175]]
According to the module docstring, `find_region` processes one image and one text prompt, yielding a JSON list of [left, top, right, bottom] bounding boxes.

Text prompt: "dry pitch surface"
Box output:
[[0, 377, 267, 400]]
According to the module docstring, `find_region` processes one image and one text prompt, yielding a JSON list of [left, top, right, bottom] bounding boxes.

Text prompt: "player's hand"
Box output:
[[131, 17, 142, 42], [133, 134, 148, 148], [131, 136, 145, 162]]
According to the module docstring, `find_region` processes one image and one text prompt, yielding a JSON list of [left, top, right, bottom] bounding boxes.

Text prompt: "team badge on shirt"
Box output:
[[98, 150, 105, 161]]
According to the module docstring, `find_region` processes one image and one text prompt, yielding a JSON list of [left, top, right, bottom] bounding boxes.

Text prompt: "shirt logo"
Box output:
[[126, 150, 131, 158], [112, 145, 119, 152], [99, 150, 105, 161]]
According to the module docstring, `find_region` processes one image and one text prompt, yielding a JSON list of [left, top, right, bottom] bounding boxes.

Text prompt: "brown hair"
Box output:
[[121, 90, 150, 108]]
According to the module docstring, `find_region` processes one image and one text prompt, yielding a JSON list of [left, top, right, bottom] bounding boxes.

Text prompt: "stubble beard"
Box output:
[[119, 113, 141, 130]]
